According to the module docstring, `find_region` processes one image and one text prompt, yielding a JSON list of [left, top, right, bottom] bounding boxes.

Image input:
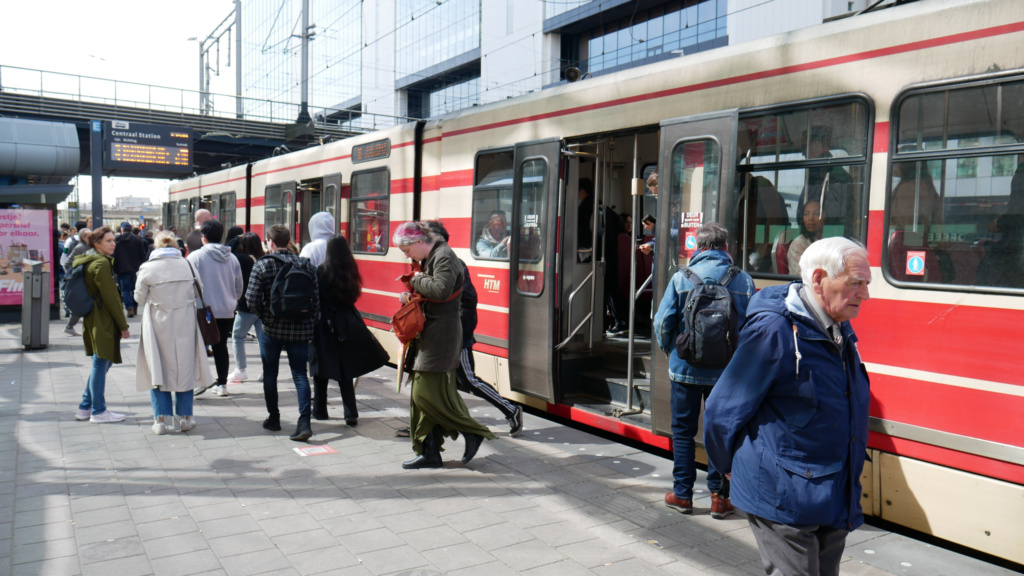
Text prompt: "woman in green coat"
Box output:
[[74, 227, 131, 423], [393, 221, 495, 469]]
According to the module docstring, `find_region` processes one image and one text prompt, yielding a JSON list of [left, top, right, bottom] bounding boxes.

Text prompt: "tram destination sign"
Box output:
[[352, 138, 391, 164], [103, 121, 192, 175]]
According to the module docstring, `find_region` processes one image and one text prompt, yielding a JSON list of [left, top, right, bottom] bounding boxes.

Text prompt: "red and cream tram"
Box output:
[[168, 0, 1023, 564]]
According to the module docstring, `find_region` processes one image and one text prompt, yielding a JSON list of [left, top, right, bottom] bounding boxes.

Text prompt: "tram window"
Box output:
[[220, 193, 236, 230], [471, 149, 514, 260], [265, 185, 284, 229], [667, 139, 721, 268], [890, 79, 1024, 290], [516, 159, 547, 296], [733, 99, 870, 275], [349, 168, 389, 254]]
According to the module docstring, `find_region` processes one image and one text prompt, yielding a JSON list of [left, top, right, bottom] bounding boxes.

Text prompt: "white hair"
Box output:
[[799, 237, 868, 284]]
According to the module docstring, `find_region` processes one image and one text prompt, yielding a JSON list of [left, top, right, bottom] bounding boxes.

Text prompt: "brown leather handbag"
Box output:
[[188, 262, 221, 346]]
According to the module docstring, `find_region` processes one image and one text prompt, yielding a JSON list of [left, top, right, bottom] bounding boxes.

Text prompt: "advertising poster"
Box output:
[[0, 209, 54, 305]]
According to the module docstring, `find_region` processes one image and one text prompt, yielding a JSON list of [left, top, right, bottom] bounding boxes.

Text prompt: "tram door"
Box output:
[[651, 110, 737, 436], [508, 138, 563, 401]]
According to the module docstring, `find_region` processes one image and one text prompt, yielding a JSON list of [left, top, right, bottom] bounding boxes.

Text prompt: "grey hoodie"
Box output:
[[186, 243, 243, 319], [299, 212, 336, 267]]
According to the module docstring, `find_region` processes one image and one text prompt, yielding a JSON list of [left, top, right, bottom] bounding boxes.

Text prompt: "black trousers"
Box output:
[[313, 376, 358, 420], [211, 318, 235, 385]]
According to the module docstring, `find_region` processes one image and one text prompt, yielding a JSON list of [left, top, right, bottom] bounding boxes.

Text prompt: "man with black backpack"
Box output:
[[246, 224, 320, 441], [653, 221, 755, 519]]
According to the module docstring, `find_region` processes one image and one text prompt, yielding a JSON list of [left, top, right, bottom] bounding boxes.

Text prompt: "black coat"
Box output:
[[113, 232, 148, 275], [311, 268, 388, 381]]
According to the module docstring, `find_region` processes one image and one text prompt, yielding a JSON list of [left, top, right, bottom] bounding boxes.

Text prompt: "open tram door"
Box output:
[[507, 138, 563, 402], [650, 110, 738, 436]]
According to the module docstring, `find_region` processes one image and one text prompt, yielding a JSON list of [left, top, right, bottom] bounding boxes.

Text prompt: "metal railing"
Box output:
[[0, 65, 418, 133]]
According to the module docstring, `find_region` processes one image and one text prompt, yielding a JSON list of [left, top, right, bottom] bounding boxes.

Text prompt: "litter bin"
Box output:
[[21, 260, 49, 350]]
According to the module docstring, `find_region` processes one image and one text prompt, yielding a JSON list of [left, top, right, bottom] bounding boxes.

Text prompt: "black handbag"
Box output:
[[188, 262, 221, 346]]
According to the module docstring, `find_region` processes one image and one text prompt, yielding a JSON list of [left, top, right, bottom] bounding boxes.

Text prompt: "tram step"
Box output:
[[578, 370, 652, 410]]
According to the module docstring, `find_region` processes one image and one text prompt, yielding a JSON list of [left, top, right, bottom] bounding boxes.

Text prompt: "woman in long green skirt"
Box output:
[[393, 221, 495, 469]]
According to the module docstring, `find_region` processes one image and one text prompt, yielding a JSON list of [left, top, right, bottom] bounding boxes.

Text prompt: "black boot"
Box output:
[[462, 432, 484, 464], [290, 414, 313, 441], [402, 427, 442, 469], [312, 379, 329, 420], [262, 412, 281, 431]]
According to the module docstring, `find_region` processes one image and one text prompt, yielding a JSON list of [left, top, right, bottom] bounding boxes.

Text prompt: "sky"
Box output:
[[1, 0, 238, 205]]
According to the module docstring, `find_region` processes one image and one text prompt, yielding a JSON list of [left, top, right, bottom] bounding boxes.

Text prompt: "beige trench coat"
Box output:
[[134, 249, 213, 392]]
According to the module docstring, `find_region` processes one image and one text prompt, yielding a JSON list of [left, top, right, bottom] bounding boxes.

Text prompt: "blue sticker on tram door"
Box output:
[[906, 251, 925, 276]]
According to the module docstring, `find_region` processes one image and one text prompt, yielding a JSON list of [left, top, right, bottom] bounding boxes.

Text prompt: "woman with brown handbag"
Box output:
[[134, 231, 213, 434], [392, 222, 495, 469]]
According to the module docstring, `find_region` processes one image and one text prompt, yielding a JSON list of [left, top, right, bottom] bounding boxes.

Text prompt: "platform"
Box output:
[[0, 318, 1017, 576]]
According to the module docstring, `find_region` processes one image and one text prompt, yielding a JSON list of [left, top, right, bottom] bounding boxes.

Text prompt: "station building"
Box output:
[[236, 0, 870, 123]]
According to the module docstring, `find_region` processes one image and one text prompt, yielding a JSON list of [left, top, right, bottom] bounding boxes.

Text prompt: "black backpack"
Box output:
[[674, 266, 740, 370], [63, 262, 100, 317], [267, 254, 316, 320]]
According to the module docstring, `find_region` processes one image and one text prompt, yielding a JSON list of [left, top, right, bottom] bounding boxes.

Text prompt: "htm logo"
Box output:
[[483, 278, 501, 291], [0, 280, 24, 292]]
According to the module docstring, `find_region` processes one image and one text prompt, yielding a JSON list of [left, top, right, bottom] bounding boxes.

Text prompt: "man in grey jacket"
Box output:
[[188, 219, 243, 397], [299, 211, 335, 267]]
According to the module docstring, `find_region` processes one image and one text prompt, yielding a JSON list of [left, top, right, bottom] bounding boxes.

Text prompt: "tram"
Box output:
[[167, 0, 1023, 564]]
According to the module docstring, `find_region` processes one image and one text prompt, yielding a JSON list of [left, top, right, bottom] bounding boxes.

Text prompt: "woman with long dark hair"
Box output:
[[228, 232, 266, 383], [311, 235, 385, 425]]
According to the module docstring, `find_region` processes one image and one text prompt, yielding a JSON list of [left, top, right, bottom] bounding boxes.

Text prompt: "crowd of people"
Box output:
[[61, 207, 874, 576], [64, 210, 522, 456]]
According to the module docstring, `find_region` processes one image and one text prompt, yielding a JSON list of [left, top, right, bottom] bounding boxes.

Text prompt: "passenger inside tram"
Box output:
[[476, 210, 511, 258], [786, 198, 822, 276], [804, 125, 856, 236], [977, 157, 1024, 287]]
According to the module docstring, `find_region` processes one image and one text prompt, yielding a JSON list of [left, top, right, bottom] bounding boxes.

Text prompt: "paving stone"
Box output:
[[197, 514, 262, 539], [79, 536, 146, 564], [150, 549, 224, 576], [354, 544, 430, 574], [340, 526, 407, 555], [489, 538, 567, 572], [13, 518, 75, 545], [11, 536, 77, 565], [11, 554, 82, 576], [420, 540, 496, 572], [208, 531, 276, 558], [217, 546, 293, 576]]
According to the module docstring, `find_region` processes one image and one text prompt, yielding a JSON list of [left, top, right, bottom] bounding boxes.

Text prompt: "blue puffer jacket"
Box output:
[[652, 249, 755, 385], [703, 282, 871, 530]]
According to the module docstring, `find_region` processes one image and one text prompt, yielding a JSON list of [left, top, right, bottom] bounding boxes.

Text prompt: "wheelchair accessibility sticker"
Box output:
[[906, 251, 926, 276]]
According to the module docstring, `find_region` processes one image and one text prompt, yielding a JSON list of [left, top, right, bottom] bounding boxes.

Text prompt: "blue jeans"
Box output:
[[79, 355, 113, 415], [232, 311, 263, 371], [117, 272, 137, 310], [150, 389, 194, 418], [259, 332, 311, 417], [670, 380, 726, 499]]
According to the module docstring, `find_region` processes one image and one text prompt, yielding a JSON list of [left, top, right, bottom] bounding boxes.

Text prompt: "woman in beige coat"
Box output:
[[135, 231, 213, 434]]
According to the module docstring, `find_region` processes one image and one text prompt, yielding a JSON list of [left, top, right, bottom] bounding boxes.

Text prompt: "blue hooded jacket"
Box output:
[[652, 249, 755, 385], [703, 282, 870, 530]]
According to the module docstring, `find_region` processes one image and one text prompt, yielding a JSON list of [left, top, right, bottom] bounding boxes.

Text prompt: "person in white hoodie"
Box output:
[[187, 219, 243, 397], [299, 212, 336, 267]]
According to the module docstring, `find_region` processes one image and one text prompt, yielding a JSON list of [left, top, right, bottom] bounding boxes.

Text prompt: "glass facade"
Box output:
[[395, 0, 480, 80], [241, 0, 294, 118], [310, 0, 362, 111], [240, 0, 361, 119], [429, 77, 481, 117], [584, 0, 728, 75]]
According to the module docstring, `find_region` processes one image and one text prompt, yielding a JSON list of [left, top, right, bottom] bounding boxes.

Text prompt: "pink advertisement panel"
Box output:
[[0, 209, 54, 305]]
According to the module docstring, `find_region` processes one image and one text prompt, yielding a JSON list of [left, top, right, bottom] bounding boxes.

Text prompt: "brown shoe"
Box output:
[[664, 492, 693, 514], [710, 493, 734, 519]]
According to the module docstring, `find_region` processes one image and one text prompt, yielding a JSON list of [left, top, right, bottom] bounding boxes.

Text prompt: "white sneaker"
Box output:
[[227, 368, 247, 382], [75, 409, 91, 421], [152, 419, 169, 435], [179, 416, 196, 432], [214, 384, 228, 397], [90, 410, 126, 423], [64, 327, 79, 336]]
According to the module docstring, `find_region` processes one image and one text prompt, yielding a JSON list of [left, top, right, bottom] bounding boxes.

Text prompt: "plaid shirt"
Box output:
[[245, 249, 320, 342]]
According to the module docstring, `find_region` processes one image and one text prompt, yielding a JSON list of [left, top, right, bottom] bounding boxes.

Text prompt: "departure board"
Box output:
[[352, 138, 391, 164], [103, 121, 193, 175]]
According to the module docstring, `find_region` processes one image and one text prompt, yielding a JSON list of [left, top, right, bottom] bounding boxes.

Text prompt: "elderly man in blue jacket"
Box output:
[[704, 237, 871, 576], [653, 221, 755, 519]]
